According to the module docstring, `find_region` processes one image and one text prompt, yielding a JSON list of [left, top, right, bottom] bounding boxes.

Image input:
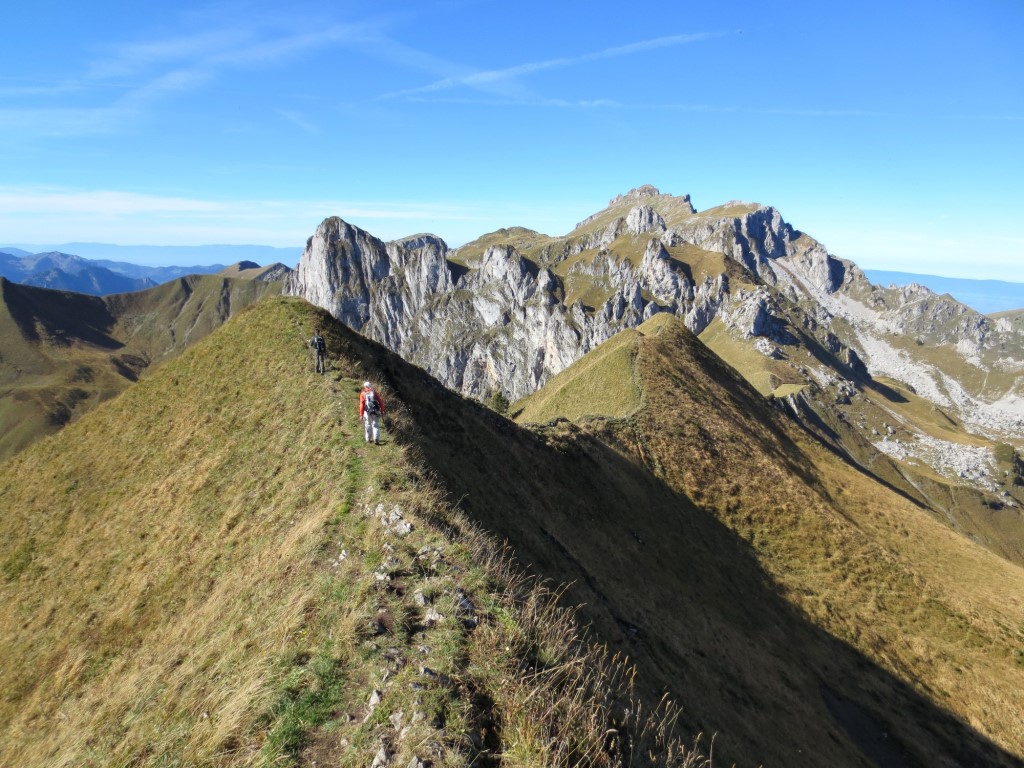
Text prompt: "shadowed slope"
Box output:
[[363, 313, 1024, 767], [0, 297, 701, 767], [3, 297, 1022, 767]]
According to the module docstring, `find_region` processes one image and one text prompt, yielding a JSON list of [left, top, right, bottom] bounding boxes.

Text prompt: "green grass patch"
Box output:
[[263, 652, 349, 763], [2, 538, 35, 582], [514, 328, 642, 422], [994, 443, 1017, 465]]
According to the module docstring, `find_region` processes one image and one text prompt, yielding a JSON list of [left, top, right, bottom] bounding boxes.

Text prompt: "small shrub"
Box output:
[[993, 442, 1016, 465], [486, 390, 510, 416], [70, 365, 95, 383]]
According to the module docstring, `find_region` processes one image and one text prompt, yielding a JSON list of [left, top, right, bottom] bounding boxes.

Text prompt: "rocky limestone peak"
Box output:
[[477, 244, 538, 283], [626, 205, 667, 235], [610, 184, 662, 204], [393, 233, 449, 253], [575, 187, 695, 231], [285, 192, 1024, 464], [607, 185, 695, 214]]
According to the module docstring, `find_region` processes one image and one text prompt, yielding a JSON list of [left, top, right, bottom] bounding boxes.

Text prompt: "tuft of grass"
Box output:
[[2, 537, 35, 582]]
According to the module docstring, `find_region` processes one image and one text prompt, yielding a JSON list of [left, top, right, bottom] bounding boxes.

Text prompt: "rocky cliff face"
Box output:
[[285, 187, 1024, 491], [285, 187, 810, 400]]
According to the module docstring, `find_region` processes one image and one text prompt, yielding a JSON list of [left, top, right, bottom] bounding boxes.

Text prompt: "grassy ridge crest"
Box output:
[[0, 297, 703, 767]]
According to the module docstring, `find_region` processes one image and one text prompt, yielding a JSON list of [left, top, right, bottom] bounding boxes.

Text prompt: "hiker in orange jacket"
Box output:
[[359, 381, 385, 444]]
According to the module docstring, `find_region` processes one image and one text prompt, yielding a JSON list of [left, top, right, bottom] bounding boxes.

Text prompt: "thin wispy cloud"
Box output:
[[0, 187, 487, 245], [276, 110, 321, 136], [377, 31, 731, 101], [406, 96, 621, 108], [84, 28, 253, 80], [3, 14, 383, 137]]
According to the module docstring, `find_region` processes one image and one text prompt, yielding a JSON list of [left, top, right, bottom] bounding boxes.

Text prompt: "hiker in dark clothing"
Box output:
[[309, 329, 326, 373]]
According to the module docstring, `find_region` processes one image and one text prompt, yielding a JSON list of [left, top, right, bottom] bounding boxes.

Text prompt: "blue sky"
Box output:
[[2, 1, 1022, 278]]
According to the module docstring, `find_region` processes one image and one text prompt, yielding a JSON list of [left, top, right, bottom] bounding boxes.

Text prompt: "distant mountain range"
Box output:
[[0, 246, 295, 296], [863, 269, 1024, 314], [1, 243, 1019, 313], [1, 242, 301, 267]]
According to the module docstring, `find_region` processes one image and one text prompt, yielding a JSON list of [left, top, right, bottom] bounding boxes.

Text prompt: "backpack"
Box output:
[[312, 335, 325, 353], [364, 389, 380, 415]]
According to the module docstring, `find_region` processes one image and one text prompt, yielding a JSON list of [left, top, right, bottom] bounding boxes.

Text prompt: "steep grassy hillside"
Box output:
[[0, 275, 280, 461], [391, 312, 1024, 768], [513, 327, 642, 421], [698, 298, 1024, 568], [0, 297, 700, 767], [5, 295, 1023, 767]]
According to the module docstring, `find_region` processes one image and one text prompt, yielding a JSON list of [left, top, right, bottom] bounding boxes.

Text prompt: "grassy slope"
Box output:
[[629, 318, 1024, 762], [697, 291, 1024, 567], [0, 275, 280, 462], [0, 297, 358, 765], [0, 297, 700, 768], [476, 314, 1024, 768], [9, 287, 1023, 767], [513, 327, 642, 421]]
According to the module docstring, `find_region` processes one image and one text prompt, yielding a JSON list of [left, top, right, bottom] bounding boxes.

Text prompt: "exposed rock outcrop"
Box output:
[[285, 188, 1024, 444]]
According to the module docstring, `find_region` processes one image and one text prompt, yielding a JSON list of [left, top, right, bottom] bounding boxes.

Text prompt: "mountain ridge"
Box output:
[[332, 301, 1024, 766], [863, 269, 1024, 314], [4, 296, 1024, 767], [0, 296, 707, 767], [284, 186, 1024, 567]]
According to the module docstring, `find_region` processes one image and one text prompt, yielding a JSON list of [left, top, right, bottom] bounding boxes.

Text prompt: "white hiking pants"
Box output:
[[364, 413, 380, 443]]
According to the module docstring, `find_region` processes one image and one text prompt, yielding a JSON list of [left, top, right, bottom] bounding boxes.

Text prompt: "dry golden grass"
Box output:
[[0, 297, 709, 768], [697, 318, 801, 396], [9, 289, 1023, 766], [802, 436, 1024, 747], [499, 311, 1024, 765], [0, 298, 351, 765], [695, 202, 760, 219], [631, 316, 1024, 762], [865, 376, 985, 445]]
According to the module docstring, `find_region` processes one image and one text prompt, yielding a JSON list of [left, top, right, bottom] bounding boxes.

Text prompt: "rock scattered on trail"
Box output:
[[364, 689, 383, 723], [371, 745, 391, 768], [378, 503, 414, 536]]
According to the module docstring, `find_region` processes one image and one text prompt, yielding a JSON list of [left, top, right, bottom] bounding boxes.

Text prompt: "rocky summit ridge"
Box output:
[[285, 186, 1024, 528], [285, 186, 809, 399]]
